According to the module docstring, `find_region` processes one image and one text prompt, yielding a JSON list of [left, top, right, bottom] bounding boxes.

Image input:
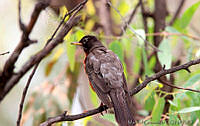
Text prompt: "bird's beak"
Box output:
[[71, 42, 82, 46]]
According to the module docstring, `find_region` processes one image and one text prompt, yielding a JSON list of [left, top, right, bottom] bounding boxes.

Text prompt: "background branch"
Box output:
[[0, 51, 10, 56]]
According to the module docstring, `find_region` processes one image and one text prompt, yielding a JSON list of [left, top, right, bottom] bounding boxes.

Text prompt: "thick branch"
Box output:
[[153, 0, 167, 47], [40, 105, 108, 126]]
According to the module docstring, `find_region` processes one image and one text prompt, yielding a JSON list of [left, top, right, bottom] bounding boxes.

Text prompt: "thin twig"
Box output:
[[169, 0, 186, 26], [18, 0, 26, 32], [130, 58, 200, 95], [74, 28, 200, 41], [0, 51, 10, 56], [146, 31, 200, 41], [159, 79, 200, 93], [16, 63, 39, 126]]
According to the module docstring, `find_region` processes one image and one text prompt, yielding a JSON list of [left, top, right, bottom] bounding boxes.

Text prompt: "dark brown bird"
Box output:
[[71, 35, 136, 126]]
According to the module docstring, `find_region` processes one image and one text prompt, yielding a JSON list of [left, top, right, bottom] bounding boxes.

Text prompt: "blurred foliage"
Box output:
[[20, 0, 200, 126]]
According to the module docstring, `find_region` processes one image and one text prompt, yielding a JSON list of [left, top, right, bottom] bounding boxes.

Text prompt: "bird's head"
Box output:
[[71, 35, 103, 54]]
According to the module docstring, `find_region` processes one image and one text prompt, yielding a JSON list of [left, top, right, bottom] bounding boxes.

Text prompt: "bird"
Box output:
[[71, 35, 136, 126]]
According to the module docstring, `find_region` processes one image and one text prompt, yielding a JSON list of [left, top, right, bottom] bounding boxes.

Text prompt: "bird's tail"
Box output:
[[109, 88, 136, 126]]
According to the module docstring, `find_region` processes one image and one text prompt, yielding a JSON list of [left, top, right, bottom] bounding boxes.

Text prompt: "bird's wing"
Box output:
[[86, 49, 126, 88], [85, 51, 112, 106], [99, 50, 125, 89]]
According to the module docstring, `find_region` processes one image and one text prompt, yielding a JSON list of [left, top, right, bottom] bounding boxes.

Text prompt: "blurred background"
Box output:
[[0, 0, 200, 126]]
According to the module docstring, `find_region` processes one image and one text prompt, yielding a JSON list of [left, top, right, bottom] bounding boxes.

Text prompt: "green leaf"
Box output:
[[142, 47, 151, 75], [101, 114, 118, 126], [157, 38, 172, 79], [144, 91, 155, 111], [66, 34, 76, 71], [172, 94, 182, 110], [133, 47, 142, 73], [158, 38, 172, 70], [165, 26, 179, 33], [135, 29, 146, 46], [109, 41, 124, 62], [185, 91, 200, 120], [76, 29, 85, 40], [151, 97, 165, 123], [184, 74, 200, 88], [122, 38, 132, 54], [168, 114, 180, 126], [66, 30, 85, 72], [168, 100, 178, 107], [174, 1, 200, 30], [177, 106, 200, 114]]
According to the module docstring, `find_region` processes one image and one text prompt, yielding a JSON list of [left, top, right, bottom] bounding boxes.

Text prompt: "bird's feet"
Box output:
[[98, 103, 108, 116]]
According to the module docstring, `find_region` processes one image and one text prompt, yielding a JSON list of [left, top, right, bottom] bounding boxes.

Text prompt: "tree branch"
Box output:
[[130, 58, 200, 95], [18, 0, 26, 32], [40, 105, 108, 126], [158, 78, 200, 93], [0, 51, 10, 56], [16, 63, 39, 126], [40, 58, 200, 126]]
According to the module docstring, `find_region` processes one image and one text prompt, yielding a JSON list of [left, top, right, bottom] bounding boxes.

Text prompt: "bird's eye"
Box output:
[[83, 38, 89, 44], [85, 38, 89, 42]]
